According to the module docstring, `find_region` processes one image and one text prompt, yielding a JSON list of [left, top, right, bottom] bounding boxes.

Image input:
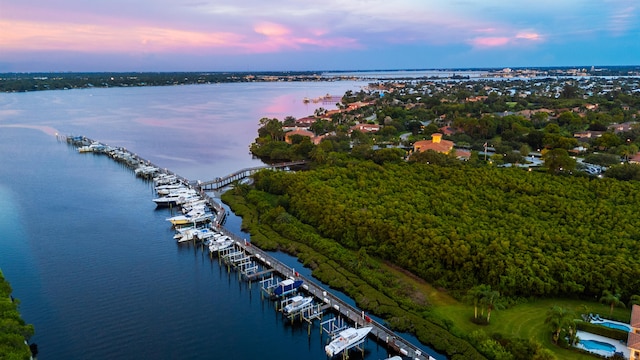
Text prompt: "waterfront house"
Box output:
[[608, 122, 637, 133], [628, 305, 640, 360], [295, 116, 317, 126], [413, 133, 454, 154], [573, 130, 604, 139], [349, 123, 380, 133]]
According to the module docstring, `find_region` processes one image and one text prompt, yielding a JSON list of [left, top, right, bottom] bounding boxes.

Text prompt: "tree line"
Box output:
[[250, 159, 640, 302], [0, 270, 34, 359], [0, 71, 326, 92]]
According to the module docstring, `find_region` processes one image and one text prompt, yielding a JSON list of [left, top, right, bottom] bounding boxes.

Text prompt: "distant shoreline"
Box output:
[[2, 66, 639, 93]]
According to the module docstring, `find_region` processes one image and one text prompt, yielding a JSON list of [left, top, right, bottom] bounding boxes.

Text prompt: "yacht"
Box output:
[[167, 212, 213, 227], [325, 327, 373, 357], [282, 295, 313, 315], [208, 236, 234, 252]]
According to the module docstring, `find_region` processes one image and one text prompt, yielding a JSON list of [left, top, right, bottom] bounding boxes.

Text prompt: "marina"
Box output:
[[66, 134, 439, 360]]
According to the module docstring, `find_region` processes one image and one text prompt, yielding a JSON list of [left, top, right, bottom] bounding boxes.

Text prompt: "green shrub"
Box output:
[[576, 321, 628, 341]]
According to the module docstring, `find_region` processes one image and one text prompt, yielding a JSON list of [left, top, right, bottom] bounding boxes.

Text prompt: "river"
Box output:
[[0, 81, 443, 360]]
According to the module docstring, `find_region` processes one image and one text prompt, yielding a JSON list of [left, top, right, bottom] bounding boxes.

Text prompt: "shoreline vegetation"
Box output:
[[0, 270, 35, 360], [224, 72, 640, 359]]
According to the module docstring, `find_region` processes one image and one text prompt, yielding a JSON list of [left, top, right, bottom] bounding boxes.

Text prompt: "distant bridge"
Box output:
[[197, 160, 307, 191]]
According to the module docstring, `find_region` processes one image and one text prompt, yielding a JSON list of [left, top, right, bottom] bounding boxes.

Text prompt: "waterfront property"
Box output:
[[629, 305, 640, 360], [591, 319, 632, 332], [576, 331, 629, 358]]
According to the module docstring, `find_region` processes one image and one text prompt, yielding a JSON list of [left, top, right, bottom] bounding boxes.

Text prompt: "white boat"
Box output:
[[134, 165, 159, 176], [175, 194, 202, 206], [176, 228, 219, 242], [153, 174, 178, 186], [203, 231, 225, 243], [155, 184, 186, 195], [325, 327, 373, 357], [208, 236, 234, 252], [282, 295, 313, 315], [152, 189, 197, 207], [173, 226, 201, 241], [167, 212, 213, 226], [180, 200, 208, 213]]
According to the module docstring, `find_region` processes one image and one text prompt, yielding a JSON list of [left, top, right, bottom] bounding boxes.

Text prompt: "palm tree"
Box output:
[[599, 290, 626, 316], [484, 289, 500, 323], [545, 306, 576, 344], [464, 284, 491, 320]]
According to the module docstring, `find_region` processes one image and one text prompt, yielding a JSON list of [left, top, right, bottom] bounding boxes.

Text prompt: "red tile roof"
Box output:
[[628, 331, 640, 350], [295, 116, 317, 125], [413, 134, 454, 154], [632, 304, 640, 328], [350, 123, 380, 133]]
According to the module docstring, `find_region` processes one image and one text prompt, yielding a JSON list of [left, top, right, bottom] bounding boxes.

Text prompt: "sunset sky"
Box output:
[[1, 0, 639, 72]]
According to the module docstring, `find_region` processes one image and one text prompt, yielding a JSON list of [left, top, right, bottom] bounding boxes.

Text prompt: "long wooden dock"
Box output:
[[66, 135, 437, 360], [198, 160, 307, 191]]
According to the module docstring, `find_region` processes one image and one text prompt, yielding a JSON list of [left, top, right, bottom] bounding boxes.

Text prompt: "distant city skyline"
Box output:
[[1, 0, 639, 72]]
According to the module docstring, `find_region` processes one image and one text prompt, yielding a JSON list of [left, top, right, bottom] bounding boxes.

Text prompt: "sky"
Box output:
[[1, 0, 639, 72]]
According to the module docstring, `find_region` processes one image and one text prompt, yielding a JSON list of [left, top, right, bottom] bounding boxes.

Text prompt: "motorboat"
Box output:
[[176, 227, 219, 243], [325, 327, 373, 357], [203, 233, 226, 246], [282, 295, 313, 315], [208, 236, 234, 252], [134, 165, 159, 177], [180, 200, 208, 213], [152, 189, 197, 207], [155, 183, 186, 195], [273, 278, 304, 297], [153, 174, 178, 186], [167, 212, 213, 226]]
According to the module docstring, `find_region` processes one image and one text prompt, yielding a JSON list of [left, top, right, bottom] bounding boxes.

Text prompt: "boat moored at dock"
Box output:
[[282, 295, 313, 315], [273, 278, 303, 297], [325, 327, 373, 357], [166, 212, 213, 227]]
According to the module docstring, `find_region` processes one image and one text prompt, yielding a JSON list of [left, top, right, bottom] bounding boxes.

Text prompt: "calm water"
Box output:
[[0, 82, 443, 360]]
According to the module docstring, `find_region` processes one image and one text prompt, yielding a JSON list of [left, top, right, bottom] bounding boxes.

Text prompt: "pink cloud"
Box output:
[[254, 22, 291, 37], [469, 30, 543, 48], [0, 17, 362, 57], [516, 32, 542, 41], [470, 37, 511, 47], [235, 22, 361, 53], [473, 28, 498, 34], [0, 20, 244, 52]]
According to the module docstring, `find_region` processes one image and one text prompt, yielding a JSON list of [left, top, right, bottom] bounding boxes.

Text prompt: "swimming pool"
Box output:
[[594, 320, 632, 332], [580, 339, 616, 353]]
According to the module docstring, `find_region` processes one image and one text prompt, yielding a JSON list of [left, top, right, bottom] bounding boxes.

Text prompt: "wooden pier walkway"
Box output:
[[198, 160, 307, 191], [217, 226, 437, 360]]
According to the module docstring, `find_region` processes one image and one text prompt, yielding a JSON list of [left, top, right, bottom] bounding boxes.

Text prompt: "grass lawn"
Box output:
[[385, 264, 632, 360]]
